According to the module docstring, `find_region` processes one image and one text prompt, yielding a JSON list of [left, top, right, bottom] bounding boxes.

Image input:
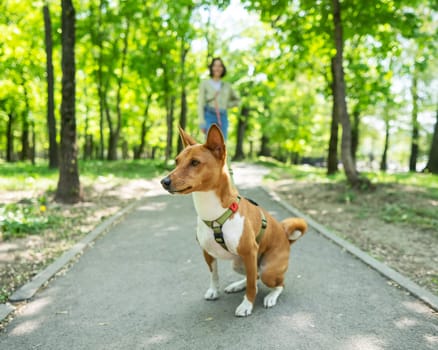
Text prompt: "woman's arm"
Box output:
[[198, 80, 206, 128]]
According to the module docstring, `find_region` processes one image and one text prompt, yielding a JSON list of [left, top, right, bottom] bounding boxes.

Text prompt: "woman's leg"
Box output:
[[220, 110, 228, 140], [203, 108, 217, 134]]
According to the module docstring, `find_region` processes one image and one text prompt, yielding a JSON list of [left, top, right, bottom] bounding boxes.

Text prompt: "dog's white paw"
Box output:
[[235, 296, 253, 317], [204, 288, 219, 300], [263, 286, 284, 308], [225, 278, 246, 294]]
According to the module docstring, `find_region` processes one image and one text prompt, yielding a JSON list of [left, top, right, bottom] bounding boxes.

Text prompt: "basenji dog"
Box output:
[[161, 125, 307, 317]]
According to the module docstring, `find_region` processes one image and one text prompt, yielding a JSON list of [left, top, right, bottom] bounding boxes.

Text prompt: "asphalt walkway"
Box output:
[[0, 164, 437, 349]]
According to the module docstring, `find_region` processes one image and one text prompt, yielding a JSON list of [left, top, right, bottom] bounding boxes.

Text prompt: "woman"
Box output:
[[198, 57, 240, 140]]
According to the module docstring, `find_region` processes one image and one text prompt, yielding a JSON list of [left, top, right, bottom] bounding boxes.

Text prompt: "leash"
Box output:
[[213, 91, 222, 127]]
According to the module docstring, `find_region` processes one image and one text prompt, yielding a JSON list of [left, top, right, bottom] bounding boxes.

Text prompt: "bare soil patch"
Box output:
[[268, 179, 438, 295]]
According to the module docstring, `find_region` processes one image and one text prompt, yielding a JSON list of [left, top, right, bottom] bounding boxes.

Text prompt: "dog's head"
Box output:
[[161, 124, 227, 194]]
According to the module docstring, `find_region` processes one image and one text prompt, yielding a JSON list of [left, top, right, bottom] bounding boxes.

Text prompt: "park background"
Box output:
[[0, 0, 437, 315]]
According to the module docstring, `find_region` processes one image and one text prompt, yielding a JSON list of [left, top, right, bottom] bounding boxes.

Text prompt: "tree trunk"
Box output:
[[331, 0, 369, 188], [409, 74, 419, 172], [56, 0, 82, 204], [134, 93, 152, 160], [43, 4, 59, 168], [177, 43, 189, 154], [105, 96, 118, 161], [351, 108, 360, 165], [83, 135, 93, 160], [97, 0, 105, 160], [107, 18, 130, 161], [20, 79, 31, 161], [6, 113, 14, 162], [258, 133, 271, 157], [165, 94, 175, 162], [327, 57, 339, 175], [424, 107, 438, 174], [30, 120, 36, 165], [83, 91, 93, 160], [234, 106, 249, 161], [380, 118, 390, 171]]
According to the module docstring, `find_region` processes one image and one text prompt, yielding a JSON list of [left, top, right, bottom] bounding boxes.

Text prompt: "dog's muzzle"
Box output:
[[161, 176, 172, 190]]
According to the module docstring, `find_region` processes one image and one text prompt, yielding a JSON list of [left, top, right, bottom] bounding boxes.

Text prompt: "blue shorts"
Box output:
[[204, 106, 228, 140]]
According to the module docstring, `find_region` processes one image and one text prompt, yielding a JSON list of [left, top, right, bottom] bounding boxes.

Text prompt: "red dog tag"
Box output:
[[229, 202, 239, 213]]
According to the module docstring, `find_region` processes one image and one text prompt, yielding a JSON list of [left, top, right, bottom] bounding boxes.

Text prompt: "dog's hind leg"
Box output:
[[225, 278, 247, 293], [225, 258, 247, 293], [203, 250, 219, 300], [264, 286, 284, 308], [260, 250, 288, 308]]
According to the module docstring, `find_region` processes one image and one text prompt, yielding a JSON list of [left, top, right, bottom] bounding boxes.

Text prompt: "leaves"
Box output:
[[0, 0, 436, 166]]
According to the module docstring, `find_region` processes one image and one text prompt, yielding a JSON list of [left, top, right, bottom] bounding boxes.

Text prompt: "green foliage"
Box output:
[[380, 202, 438, 230], [0, 0, 436, 169], [79, 159, 172, 179], [0, 200, 61, 240]]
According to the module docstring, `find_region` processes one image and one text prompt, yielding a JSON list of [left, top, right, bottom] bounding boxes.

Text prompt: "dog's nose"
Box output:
[[161, 177, 171, 189]]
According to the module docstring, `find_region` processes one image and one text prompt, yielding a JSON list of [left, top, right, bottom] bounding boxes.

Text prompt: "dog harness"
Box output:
[[202, 196, 268, 252]]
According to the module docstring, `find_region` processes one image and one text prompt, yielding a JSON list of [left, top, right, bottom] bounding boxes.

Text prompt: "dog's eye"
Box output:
[[190, 159, 200, 167]]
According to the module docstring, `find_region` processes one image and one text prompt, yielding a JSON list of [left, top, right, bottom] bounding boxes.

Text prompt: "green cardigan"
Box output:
[[198, 79, 240, 127]]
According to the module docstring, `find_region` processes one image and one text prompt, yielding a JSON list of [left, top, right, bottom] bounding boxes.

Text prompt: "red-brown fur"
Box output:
[[162, 125, 307, 312]]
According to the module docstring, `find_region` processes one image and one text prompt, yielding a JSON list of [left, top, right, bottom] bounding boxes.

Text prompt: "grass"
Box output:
[[256, 156, 438, 230], [0, 159, 171, 190], [256, 156, 438, 191], [0, 159, 170, 241]]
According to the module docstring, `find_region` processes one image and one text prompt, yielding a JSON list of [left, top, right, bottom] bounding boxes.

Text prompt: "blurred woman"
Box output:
[[198, 57, 240, 140]]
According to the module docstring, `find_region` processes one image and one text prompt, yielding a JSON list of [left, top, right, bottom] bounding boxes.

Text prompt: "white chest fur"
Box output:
[[193, 191, 244, 259]]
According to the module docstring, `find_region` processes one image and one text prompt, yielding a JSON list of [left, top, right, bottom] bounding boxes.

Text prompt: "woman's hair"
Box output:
[[208, 57, 227, 78]]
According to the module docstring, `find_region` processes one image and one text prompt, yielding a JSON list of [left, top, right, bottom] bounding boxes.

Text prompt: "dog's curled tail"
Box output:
[[281, 218, 308, 243]]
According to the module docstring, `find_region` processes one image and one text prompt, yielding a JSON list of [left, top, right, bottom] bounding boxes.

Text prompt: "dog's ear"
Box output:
[[205, 124, 226, 160], [179, 126, 197, 148]]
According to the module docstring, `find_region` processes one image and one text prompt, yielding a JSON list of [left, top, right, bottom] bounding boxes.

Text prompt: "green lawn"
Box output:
[[0, 159, 171, 191], [257, 157, 438, 231], [257, 157, 438, 192], [0, 159, 170, 240]]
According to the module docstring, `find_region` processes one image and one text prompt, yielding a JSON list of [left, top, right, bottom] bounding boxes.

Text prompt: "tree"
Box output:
[[424, 107, 438, 174], [409, 72, 420, 171], [327, 58, 339, 174], [234, 106, 250, 160], [56, 0, 82, 204], [331, 0, 369, 187], [43, 3, 59, 168], [106, 17, 130, 161]]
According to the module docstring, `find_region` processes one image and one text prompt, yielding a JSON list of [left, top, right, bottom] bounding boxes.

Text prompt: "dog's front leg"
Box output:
[[235, 251, 257, 317], [203, 250, 219, 300]]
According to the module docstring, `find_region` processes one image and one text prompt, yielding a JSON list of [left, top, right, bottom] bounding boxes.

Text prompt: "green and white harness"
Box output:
[[202, 196, 268, 252]]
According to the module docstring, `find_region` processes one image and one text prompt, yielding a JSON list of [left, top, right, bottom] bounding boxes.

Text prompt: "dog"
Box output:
[[161, 125, 307, 317]]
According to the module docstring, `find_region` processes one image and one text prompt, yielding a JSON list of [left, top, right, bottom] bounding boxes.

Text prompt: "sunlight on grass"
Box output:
[[0, 159, 170, 192], [257, 157, 438, 192]]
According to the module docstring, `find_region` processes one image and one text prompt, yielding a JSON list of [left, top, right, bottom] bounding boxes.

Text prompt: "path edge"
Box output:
[[1, 199, 141, 322], [261, 186, 438, 312]]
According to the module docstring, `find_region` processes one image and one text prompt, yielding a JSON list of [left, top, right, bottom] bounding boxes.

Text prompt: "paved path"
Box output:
[[1, 164, 437, 349]]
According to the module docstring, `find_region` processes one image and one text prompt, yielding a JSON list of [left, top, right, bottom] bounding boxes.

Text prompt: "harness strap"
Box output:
[[203, 197, 268, 252], [203, 196, 241, 251], [257, 209, 268, 244]]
